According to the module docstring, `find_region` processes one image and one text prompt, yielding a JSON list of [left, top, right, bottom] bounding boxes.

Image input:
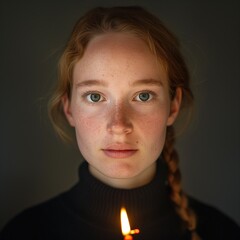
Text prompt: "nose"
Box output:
[[107, 102, 133, 135]]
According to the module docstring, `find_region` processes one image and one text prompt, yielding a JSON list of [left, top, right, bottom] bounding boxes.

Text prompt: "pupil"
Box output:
[[90, 94, 100, 102], [139, 93, 149, 101]]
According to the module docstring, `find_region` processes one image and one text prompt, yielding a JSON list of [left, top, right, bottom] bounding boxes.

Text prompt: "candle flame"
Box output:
[[121, 207, 131, 235], [120, 207, 140, 238]]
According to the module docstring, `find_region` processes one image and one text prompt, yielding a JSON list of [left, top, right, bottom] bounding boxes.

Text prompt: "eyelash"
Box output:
[[82, 91, 105, 103], [81, 90, 157, 103], [133, 90, 156, 102]]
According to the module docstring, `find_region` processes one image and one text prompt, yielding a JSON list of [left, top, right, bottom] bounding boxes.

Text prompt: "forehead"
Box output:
[[73, 33, 168, 85], [86, 32, 149, 55]]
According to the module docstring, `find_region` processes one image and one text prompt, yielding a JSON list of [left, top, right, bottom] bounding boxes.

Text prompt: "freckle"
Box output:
[[136, 140, 139, 144]]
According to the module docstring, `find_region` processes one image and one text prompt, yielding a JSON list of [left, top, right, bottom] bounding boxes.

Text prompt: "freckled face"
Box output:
[[63, 33, 180, 188]]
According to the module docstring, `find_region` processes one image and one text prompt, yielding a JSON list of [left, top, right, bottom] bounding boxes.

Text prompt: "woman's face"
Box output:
[[63, 33, 181, 189]]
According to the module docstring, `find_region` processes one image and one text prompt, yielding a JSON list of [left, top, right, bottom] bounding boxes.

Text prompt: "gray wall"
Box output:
[[1, 0, 239, 230]]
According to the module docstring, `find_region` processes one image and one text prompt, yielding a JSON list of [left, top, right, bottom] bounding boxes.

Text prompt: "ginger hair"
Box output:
[[163, 126, 200, 239], [48, 6, 200, 239]]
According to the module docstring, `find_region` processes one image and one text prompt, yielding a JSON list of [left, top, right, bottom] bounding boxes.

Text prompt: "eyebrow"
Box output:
[[75, 78, 163, 88], [131, 78, 163, 87], [76, 80, 108, 88]]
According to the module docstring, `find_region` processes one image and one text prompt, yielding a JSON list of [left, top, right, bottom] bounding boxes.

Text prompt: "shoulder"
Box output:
[[0, 192, 71, 240], [188, 196, 240, 239]]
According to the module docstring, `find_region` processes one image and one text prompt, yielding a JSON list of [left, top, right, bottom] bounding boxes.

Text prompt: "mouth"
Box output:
[[102, 144, 138, 158], [102, 149, 138, 158], [102, 143, 138, 158]]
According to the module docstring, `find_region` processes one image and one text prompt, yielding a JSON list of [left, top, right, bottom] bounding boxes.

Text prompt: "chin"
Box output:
[[100, 161, 138, 177]]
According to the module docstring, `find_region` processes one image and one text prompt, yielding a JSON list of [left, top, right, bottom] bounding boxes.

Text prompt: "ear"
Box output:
[[62, 94, 75, 127], [167, 87, 182, 126]]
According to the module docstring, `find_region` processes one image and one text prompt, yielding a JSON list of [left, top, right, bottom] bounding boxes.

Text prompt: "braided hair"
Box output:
[[163, 126, 200, 239]]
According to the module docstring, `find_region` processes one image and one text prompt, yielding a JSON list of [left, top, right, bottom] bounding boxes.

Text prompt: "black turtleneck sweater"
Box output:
[[1, 159, 239, 240]]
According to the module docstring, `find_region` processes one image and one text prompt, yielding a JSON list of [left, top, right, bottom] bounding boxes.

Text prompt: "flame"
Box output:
[[120, 207, 140, 239], [121, 207, 131, 235]]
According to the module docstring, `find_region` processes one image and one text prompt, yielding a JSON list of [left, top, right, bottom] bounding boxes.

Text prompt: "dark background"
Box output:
[[0, 0, 239, 230]]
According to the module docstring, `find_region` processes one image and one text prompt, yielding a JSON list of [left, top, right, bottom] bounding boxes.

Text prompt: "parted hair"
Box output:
[[48, 6, 200, 239]]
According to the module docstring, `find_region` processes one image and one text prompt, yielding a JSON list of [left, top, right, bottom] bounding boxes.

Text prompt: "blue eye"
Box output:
[[136, 92, 152, 102], [87, 93, 102, 102], [139, 92, 150, 101]]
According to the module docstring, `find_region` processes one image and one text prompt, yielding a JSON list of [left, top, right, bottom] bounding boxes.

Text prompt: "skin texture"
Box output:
[[63, 33, 182, 189]]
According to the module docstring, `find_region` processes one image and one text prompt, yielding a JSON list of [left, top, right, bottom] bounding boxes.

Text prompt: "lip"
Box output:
[[102, 149, 138, 158], [102, 144, 138, 158]]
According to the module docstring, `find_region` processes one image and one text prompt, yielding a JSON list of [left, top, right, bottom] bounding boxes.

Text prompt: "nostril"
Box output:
[[106, 103, 133, 134], [107, 116, 133, 134], [107, 123, 132, 134]]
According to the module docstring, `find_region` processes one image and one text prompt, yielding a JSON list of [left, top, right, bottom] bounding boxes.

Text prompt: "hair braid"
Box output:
[[163, 126, 201, 240]]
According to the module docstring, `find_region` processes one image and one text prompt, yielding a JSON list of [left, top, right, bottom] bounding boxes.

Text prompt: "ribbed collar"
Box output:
[[67, 158, 176, 230]]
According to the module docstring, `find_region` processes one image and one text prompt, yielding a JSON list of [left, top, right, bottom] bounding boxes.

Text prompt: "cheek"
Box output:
[[136, 112, 168, 147], [138, 109, 169, 133], [73, 116, 102, 158], [73, 110, 104, 144], [134, 97, 171, 135]]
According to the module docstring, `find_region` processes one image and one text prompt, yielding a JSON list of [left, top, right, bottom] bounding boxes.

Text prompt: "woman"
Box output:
[[1, 6, 239, 240]]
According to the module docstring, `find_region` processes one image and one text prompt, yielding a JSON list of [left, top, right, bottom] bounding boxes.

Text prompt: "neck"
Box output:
[[71, 158, 174, 230], [89, 162, 157, 189]]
